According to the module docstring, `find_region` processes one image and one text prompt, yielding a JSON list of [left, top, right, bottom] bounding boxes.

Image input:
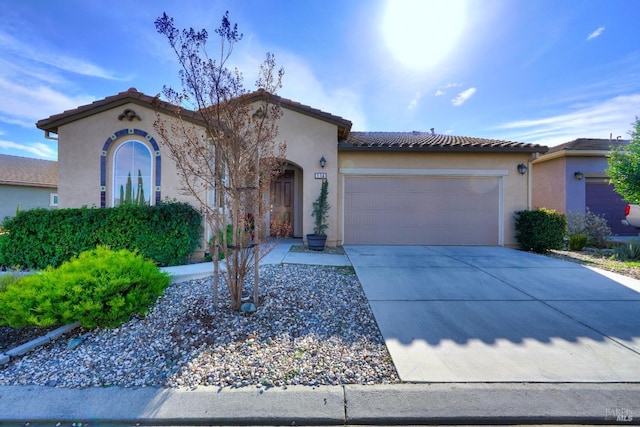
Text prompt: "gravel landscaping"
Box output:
[[547, 248, 640, 280], [0, 263, 399, 389], [3, 245, 640, 389]]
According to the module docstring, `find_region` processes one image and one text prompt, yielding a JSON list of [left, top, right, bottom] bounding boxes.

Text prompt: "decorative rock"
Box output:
[[241, 302, 256, 313], [0, 264, 399, 389]]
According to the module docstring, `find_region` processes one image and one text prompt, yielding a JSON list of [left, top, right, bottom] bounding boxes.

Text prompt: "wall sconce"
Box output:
[[319, 156, 326, 168], [574, 171, 584, 180], [517, 163, 528, 175]]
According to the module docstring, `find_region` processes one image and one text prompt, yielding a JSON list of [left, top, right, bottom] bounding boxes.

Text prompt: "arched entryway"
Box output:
[[269, 162, 303, 237]]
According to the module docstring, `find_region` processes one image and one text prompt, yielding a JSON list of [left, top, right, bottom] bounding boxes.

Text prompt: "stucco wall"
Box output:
[[56, 102, 199, 209], [55, 100, 343, 246], [274, 108, 340, 246], [532, 157, 566, 212], [0, 185, 56, 223], [564, 156, 610, 214], [337, 151, 535, 246], [532, 154, 613, 215]]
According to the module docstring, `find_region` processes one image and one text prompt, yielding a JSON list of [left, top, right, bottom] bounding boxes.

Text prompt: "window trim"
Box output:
[[100, 128, 162, 208]]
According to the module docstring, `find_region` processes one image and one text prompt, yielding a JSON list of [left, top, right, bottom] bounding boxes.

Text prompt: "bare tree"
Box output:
[[154, 12, 286, 312]]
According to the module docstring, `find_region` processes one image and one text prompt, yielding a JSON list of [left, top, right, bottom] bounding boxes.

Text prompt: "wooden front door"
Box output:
[[270, 170, 294, 236]]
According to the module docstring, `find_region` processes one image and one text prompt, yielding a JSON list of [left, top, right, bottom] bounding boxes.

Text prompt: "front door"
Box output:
[[270, 170, 294, 236]]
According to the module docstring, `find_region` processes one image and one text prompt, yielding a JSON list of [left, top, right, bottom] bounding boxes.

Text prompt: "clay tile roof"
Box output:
[[36, 88, 202, 134], [37, 88, 353, 141], [340, 131, 548, 154], [242, 89, 352, 140], [546, 138, 629, 154], [0, 154, 57, 188]]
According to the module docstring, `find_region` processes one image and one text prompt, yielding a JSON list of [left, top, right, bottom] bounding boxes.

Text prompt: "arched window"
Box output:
[[113, 140, 152, 206]]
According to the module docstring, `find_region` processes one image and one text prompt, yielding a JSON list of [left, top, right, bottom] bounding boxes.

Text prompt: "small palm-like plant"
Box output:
[[307, 180, 330, 251], [311, 180, 330, 236]]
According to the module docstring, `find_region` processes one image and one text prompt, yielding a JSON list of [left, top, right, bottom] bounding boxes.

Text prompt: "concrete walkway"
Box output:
[[162, 238, 350, 283], [345, 245, 640, 383]]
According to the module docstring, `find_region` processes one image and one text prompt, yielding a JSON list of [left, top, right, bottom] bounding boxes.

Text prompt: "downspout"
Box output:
[[44, 130, 58, 141]]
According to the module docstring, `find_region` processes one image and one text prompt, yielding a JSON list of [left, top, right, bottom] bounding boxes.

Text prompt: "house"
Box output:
[[36, 88, 548, 247], [0, 154, 58, 223], [532, 138, 635, 236]]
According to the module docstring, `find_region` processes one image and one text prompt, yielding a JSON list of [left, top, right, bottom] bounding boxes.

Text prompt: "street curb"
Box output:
[[344, 383, 640, 425], [1, 383, 639, 425]]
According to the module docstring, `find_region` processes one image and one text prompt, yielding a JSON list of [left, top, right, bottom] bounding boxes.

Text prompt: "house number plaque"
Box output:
[[314, 172, 327, 179]]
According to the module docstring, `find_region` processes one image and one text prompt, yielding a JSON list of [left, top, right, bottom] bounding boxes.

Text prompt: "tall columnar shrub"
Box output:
[[514, 208, 566, 253], [0, 201, 202, 270], [0, 247, 171, 328]]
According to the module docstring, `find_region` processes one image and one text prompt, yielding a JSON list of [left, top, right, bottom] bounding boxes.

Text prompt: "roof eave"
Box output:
[[533, 149, 613, 164], [0, 180, 57, 188], [245, 90, 352, 140], [338, 143, 548, 154], [36, 94, 205, 134]]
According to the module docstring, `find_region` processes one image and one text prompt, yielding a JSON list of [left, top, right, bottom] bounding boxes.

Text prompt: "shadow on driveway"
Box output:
[[345, 245, 640, 382]]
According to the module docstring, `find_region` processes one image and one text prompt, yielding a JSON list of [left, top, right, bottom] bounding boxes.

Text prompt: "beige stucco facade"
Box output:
[[272, 107, 340, 245], [38, 89, 546, 250], [55, 102, 198, 209]]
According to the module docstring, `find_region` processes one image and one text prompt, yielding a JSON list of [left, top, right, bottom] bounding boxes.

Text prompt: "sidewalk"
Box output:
[[2, 383, 639, 425], [162, 238, 351, 284]]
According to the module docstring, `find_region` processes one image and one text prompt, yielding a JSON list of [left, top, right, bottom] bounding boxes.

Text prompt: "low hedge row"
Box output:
[[0, 202, 202, 269]]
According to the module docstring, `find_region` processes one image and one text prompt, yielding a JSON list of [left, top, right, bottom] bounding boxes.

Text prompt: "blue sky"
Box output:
[[0, 0, 639, 160]]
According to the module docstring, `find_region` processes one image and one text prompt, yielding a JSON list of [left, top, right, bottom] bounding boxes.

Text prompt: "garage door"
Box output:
[[344, 176, 501, 245], [586, 180, 636, 236]]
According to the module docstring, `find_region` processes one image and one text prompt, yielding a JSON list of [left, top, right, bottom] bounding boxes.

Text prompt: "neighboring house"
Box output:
[[36, 88, 547, 247], [532, 138, 635, 236], [0, 154, 58, 224]]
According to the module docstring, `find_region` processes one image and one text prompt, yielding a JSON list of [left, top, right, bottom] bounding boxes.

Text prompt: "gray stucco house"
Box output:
[[0, 154, 58, 224], [532, 138, 635, 236]]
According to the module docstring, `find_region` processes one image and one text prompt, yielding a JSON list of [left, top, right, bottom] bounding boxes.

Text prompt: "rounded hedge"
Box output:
[[0, 247, 171, 329]]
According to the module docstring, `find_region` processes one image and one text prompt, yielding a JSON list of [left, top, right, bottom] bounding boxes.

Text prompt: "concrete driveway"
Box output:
[[344, 245, 640, 382]]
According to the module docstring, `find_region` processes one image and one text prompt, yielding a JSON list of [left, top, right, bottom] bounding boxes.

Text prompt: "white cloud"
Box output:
[[0, 116, 33, 128], [0, 78, 95, 124], [587, 26, 605, 41], [452, 87, 477, 106], [0, 30, 122, 80], [434, 90, 445, 96], [408, 92, 422, 109], [0, 139, 57, 160], [495, 93, 640, 146], [235, 48, 367, 130]]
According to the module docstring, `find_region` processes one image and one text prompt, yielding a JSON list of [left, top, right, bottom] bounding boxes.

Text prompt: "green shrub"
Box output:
[[614, 239, 640, 261], [568, 234, 589, 251], [0, 273, 20, 291], [514, 208, 567, 253], [0, 247, 170, 329], [0, 201, 202, 270], [566, 208, 611, 248]]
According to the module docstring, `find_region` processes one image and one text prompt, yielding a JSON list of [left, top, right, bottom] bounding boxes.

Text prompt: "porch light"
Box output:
[[319, 156, 327, 168], [517, 163, 528, 175], [574, 171, 584, 180]]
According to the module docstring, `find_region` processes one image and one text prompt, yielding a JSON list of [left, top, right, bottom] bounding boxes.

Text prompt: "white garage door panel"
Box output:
[[344, 176, 500, 245]]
